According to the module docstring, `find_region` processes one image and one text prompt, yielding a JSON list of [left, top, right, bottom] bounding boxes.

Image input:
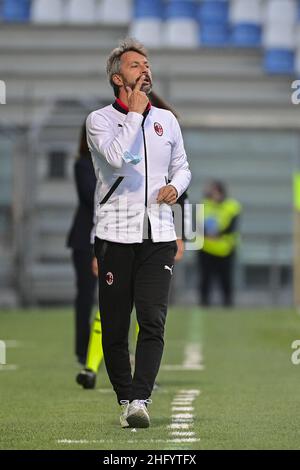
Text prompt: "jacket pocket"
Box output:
[[99, 176, 124, 206]]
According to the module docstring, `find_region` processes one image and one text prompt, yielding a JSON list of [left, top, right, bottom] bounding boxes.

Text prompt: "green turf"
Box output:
[[0, 307, 300, 450]]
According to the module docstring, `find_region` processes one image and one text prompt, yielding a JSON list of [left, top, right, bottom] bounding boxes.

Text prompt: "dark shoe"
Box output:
[[76, 368, 97, 389]]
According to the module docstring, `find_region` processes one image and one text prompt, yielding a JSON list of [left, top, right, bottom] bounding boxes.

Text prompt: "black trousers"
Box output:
[[72, 249, 97, 363], [94, 237, 177, 403], [198, 250, 235, 307]]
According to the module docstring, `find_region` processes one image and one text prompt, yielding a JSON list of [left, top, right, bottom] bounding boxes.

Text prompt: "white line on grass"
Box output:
[[0, 364, 18, 371], [58, 439, 113, 444], [167, 423, 190, 429], [172, 407, 194, 411], [167, 389, 200, 445], [161, 343, 205, 371], [3, 340, 21, 348]]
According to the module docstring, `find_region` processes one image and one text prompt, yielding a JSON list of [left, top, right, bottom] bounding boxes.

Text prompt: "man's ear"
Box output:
[[112, 74, 123, 87]]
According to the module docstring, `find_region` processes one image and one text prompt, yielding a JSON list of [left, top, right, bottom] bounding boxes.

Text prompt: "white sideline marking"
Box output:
[[162, 343, 205, 371], [0, 364, 18, 371], [168, 423, 190, 429], [167, 389, 200, 448], [58, 439, 112, 444], [183, 343, 204, 369], [161, 364, 204, 371], [171, 413, 194, 419], [4, 340, 21, 348], [172, 407, 194, 411], [58, 438, 201, 446]]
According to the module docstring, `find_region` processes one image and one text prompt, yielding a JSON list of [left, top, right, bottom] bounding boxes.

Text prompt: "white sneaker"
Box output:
[[120, 400, 130, 428], [126, 399, 152, 428]]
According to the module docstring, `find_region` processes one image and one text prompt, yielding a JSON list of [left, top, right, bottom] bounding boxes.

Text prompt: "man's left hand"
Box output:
[[157, 185, 178, 205]]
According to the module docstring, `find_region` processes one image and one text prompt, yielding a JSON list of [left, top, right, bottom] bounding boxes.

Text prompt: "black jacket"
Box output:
[[67, 155, 97, 250]]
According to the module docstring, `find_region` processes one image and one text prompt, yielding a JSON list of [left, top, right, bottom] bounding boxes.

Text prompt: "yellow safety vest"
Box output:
[[198, 198, 241, 257]]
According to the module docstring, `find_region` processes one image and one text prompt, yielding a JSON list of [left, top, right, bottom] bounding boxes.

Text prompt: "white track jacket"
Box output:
[[86, 99, 191, 243]]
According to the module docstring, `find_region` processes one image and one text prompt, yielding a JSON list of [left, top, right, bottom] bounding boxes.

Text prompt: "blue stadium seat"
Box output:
[[3, 0, 31, 22], [165, 0, 197, 19], [230, 0, 262, 47], [199, 0, 229, 24], [231, 23, 262, 47], [201, 23, 229, 46], [0, 0, 3, 21], [133, 0, 163, 19], [198, 1, 229, 46], [264, 49, 295, 75]]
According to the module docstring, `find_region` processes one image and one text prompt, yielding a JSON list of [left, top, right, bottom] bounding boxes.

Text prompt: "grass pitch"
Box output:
[[0, 307, 300, 450]]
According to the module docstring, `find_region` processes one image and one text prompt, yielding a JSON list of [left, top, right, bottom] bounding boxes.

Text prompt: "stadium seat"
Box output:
[[2, 0, 31, 22], [295, 48, 300, 76], [163, 0, 198, 48], [263, 0, 296, 76], [230, 0, 262, 47], [199, 0, 229, 24], [264, 49, 295, 74], [198, 0, 229, 47], [133, 0, 163, 19], [265, 0, 297, 25], [129, 19, 163, 47], [0, 1, 3, 21], [231, 24, 261, 47], [96, 0, 132, 24], [263, 23, 296, 49], [31, 0, 65, 23], [129, 0, 163, 47], [200, 23, 229, 46], [67, 0, 95, 24]]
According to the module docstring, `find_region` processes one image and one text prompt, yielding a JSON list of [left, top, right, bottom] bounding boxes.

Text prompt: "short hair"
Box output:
[[106, 38, 148, 97]]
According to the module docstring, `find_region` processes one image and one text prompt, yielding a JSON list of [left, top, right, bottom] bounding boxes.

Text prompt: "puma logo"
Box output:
[[164, 265, 174, 275]]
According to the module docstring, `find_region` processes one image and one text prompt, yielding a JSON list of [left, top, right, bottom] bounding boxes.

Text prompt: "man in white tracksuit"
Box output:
[[86, 39, 191, 429]]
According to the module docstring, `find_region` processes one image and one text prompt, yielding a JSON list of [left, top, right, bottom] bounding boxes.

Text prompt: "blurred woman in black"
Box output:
[[67, 124, 97, 365]]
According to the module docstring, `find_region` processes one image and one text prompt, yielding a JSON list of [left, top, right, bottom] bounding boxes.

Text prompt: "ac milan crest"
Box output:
[[106, 272, 114, 286], [154, 122, 163, 136]]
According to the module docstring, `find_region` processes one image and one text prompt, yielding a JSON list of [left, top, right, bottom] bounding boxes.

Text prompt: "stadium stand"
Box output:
[[163, 0, 198, 48], [199, 0, 229, 47], [230, 0, 262, 47], [0, 0, 298, 306], [263, 0, 297, 74], [129, 0, 163, 47], [31, 0, 65, 24]]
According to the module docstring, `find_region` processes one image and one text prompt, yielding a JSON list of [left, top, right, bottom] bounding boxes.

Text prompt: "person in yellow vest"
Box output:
[[198, 180, 241, 307]]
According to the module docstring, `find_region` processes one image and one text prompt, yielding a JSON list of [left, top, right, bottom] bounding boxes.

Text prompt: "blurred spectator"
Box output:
[[198, 180, 241, 307], [67, 124, 97, 365]]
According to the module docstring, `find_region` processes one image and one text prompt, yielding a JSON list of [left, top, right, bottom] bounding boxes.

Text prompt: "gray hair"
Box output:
[[106, 38, 148, 97]]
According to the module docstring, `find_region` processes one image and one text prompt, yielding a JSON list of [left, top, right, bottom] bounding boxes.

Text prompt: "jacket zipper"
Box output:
[[142, 121, 148, 208]]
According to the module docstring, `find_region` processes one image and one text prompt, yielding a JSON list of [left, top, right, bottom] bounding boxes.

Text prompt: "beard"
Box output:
[[124, 74, 153, 95]]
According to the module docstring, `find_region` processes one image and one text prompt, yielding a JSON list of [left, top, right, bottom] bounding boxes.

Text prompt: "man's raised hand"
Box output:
[[126, 75, 149, 114]]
